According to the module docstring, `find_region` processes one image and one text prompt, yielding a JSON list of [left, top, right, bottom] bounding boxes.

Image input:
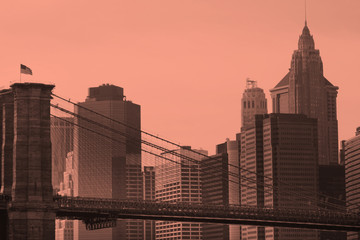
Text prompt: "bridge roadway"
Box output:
[[54, 196, 360, 232], [1, 194, 359, 232]]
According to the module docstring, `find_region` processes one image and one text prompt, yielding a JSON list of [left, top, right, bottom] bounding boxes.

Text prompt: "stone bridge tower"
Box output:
[[0, 83, 55, 240]]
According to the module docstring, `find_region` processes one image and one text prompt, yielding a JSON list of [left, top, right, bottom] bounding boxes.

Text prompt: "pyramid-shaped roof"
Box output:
[[274, 72, 290, 88]]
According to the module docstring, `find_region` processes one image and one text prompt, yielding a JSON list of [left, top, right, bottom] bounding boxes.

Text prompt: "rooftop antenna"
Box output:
[[246, 78, 257, 89], [305, 0, 307, 26]]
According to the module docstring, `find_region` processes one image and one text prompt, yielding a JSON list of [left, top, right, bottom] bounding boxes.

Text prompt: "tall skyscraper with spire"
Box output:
[[270, 22, 339, 165]]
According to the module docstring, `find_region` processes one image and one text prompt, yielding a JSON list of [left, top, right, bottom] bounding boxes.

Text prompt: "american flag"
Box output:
[[20, 64, 32, 75]]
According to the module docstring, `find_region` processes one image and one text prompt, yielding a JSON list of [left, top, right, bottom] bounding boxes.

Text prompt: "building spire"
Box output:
[[305, 0, 307, 26]]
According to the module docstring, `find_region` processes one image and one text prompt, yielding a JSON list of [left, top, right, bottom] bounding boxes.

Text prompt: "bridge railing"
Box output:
[[54, 196, 360, 228]]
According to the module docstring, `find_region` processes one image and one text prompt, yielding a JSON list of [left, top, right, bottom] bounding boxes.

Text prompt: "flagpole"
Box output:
[[20, 64, 22, 83]]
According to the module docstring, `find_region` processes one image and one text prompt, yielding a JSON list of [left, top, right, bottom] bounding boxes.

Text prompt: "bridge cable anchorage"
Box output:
[[51, 100, 350, 213], [51, 93, 355, 211]]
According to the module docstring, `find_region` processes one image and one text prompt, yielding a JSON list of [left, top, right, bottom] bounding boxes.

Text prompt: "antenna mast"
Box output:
[[305, 0, 307, 26], [246, 78, 257, 89]]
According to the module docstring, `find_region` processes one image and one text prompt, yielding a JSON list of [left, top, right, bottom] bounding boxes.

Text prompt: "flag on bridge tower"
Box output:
[[20, 64, 32, 75]]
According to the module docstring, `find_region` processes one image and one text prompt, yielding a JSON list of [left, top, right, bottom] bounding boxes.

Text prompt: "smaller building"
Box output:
[[201, 139, 241, 240], [155, 146, 207, 240], [344, 127, 360, 240], [56, 152, 75, 240], [318, 165, 347, 240]]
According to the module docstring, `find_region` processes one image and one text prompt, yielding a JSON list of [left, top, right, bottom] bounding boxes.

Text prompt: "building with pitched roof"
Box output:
[[270, 22, 339, 165]]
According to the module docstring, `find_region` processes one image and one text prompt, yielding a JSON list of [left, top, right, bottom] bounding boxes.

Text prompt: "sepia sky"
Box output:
[[1, 0, 359, 155]]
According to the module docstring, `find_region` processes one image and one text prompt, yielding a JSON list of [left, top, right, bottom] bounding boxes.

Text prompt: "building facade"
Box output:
[[201, 139, 241, 240], [262, 114, 319, 240], [318, 165, 347, 240], [240, 115, 265, 240], [73, 84, 143, 240], [344, 127, 360, 240], [270, 23, 339, 165], [155, 146, 207, 240]]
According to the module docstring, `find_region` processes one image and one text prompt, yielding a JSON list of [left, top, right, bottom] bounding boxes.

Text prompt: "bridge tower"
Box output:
[[1, 83, 55, 240]]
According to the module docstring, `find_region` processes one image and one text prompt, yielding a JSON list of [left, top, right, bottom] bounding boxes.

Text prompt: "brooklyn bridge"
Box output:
[[0, 83, 358, 239]]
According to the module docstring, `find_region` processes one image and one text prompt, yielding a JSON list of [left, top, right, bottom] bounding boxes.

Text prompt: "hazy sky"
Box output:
[[1, 0, 359, 155]]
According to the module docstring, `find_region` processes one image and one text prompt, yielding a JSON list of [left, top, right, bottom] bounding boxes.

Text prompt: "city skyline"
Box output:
[[1, 1, 359, 156]]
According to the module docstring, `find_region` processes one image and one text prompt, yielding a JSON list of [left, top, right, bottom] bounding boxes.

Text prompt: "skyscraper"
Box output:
[[240, 80, 267, 240], [240, 115, 265, 240], [240, 113, 319, 240], [270, 22, 339, 165], [241, 79, 268, 129], [201, 139, 241, 240], [262, 114, 318, 240], [155, 146, 207, 240], [73, 84, 143, 240], [344, 127, 360, 240]]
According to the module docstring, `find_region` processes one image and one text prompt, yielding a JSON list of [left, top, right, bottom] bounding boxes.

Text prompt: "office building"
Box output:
[[201, 139, 240, 240], [240, 115, 265, 240], [143, 166, 155, 240], [262, 114, 318, 240], [73, 84, 143, 240], [155, 146, 207, 240], [318, 165, 346, 240], [270, 22, 339, 165], [51, 116, 74, 191], [344, 127, 360, 240]]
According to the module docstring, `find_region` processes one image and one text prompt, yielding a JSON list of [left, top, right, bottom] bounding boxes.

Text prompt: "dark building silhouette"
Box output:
[[270, 23, 339, 166], [262, 114, 319, 240], [73, 84, 143, 240], [201, 139, 241, 239], [240, 113, 319, 240], [344, 127, 360, 240], [318, 165, 347, 240], [143, 166, 155, 240]]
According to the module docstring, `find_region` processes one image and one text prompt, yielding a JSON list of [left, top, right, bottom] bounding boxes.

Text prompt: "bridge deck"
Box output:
[[55, 196, 360, 232]]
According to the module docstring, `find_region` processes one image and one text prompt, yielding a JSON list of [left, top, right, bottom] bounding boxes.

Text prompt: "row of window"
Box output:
[[243, 100, 267, 109]]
